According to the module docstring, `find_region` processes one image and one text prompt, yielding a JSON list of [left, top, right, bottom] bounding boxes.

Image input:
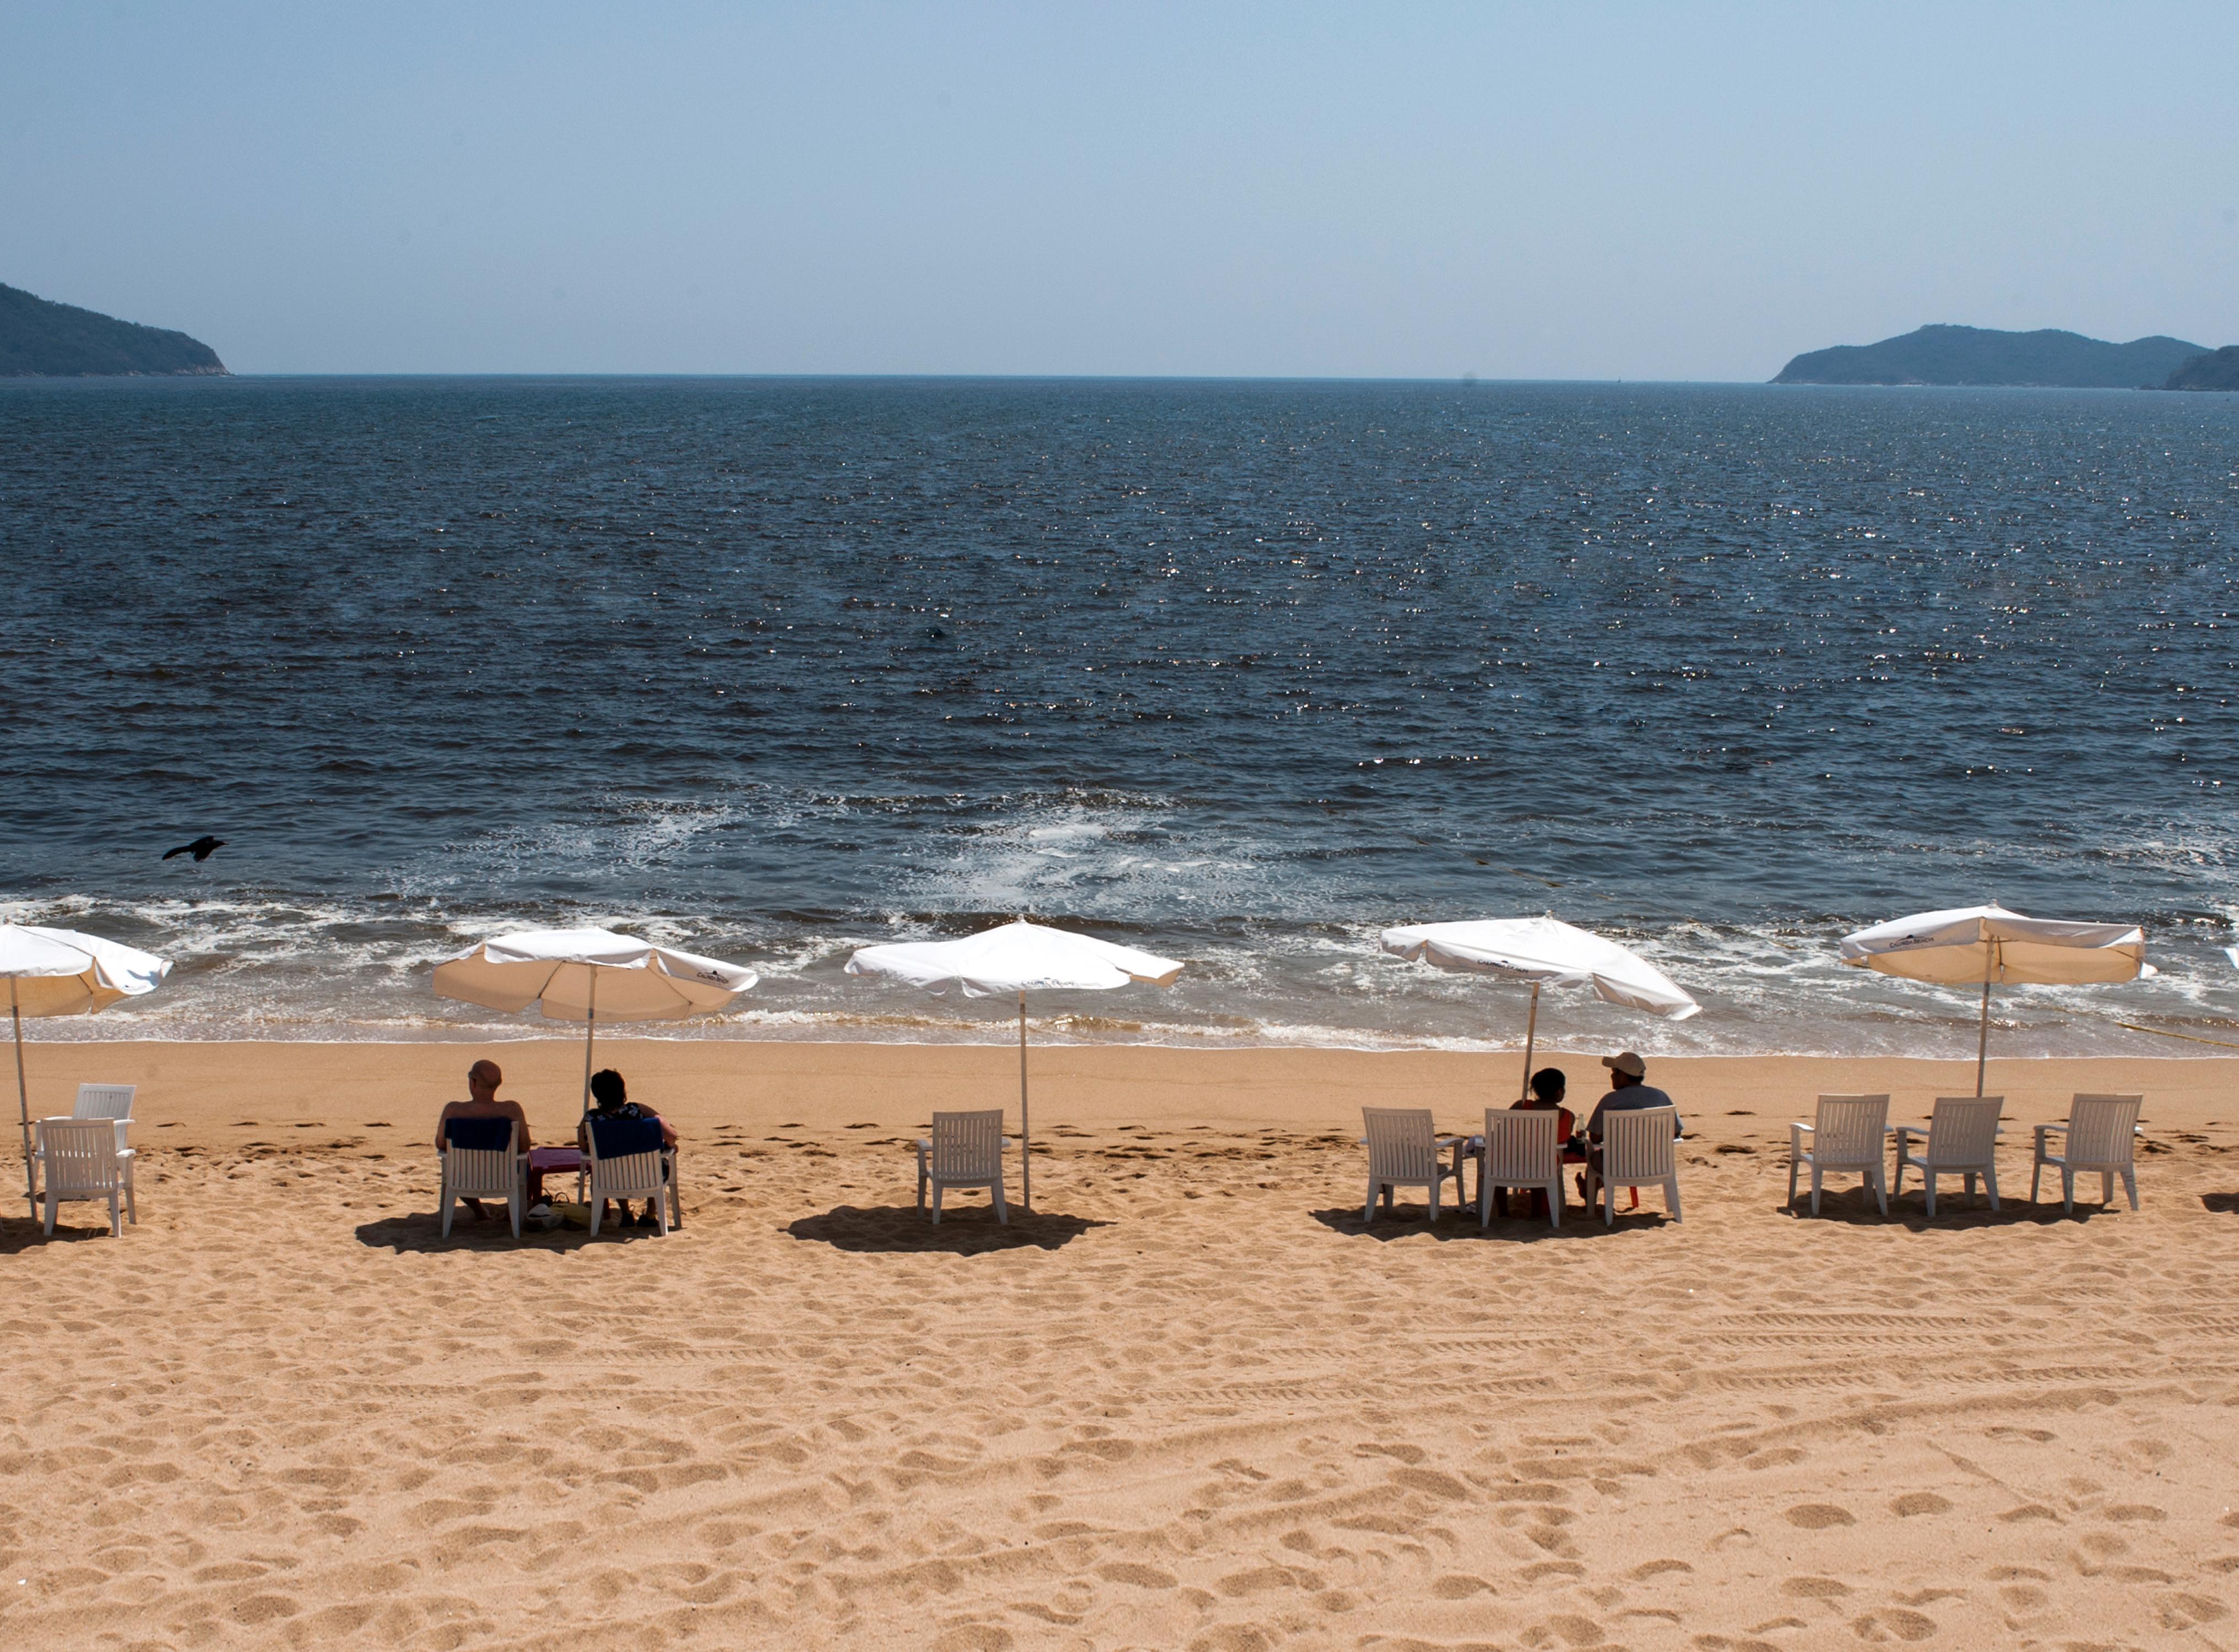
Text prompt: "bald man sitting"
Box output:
[[434, 1058, 532, 1221]]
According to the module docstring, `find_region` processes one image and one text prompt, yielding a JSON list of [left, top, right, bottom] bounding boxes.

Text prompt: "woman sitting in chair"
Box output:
[[580, 1069, 679, 1229], [1494, 1066, 1580, 1220]]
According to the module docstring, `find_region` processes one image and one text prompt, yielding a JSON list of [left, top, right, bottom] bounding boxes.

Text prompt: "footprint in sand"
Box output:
[[1785, 1503, 1856, 1529], [1782, 1576, 1852, 1600], [1850, 1607, 1938, 1642], [1519, 1613, 1607, 1647], [1890, 1492, 1951, 1517], [2157, 1593, 2232, 1631], [1096, 1562, 1178, 1590]]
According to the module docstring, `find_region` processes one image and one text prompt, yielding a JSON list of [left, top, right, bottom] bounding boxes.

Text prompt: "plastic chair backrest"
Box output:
[[1603, 1107, 1679, 1181], [1925, 1096, 2003, 1166], [930, 1110, 1003, 1180], [1812, 1094, 1889, 1166], [587, 1113, 663, 1161], [37, 1117, 121, 1193], [1481, 1108, 1559, 1182], [74, 1084, 136, 1122], [2065, 1094, 2142, 1166], [1363, 1108, 1439, 1180], [443, 1116, 519, 1199]]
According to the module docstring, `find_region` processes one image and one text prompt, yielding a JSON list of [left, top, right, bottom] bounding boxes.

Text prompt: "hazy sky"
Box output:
[[5, 2, 2235, 378]]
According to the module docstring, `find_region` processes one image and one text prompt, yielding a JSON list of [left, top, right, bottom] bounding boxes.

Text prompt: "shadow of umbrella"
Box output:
[[787, 1203, 1106, 1254]]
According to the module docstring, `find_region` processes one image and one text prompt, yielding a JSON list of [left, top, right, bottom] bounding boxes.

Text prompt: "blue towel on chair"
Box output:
[[588, 1114, 664, 1160], [444, 1116, 514, 1152]]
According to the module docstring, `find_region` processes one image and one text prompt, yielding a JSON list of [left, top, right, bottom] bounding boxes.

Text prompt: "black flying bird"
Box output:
[[162, 836, 226, 862]]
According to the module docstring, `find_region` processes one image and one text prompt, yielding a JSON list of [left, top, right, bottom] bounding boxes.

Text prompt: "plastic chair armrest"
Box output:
[[1792, 1122, 1814, 1135]]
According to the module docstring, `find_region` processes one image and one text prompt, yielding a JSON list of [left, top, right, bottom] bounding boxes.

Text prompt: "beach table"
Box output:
[[527, 1145, 584, 1203]]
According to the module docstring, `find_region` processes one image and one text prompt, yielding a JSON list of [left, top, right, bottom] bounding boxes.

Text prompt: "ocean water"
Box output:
[[2, 374, 2236, 1057]]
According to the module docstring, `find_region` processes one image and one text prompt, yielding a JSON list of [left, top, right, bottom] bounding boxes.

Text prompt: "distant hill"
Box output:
[[1, 282, 226, 377], [2163, 346, 2239, 391], [1772, 324, 2202, 388]]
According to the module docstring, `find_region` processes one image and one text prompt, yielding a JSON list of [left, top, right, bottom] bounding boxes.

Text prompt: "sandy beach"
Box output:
[[4, 1039, 2237, 1650]]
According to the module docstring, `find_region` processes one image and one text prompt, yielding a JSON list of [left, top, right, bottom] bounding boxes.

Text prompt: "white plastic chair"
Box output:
[[40, 1085, 140, 1212], [1477, 1107, 1563, 1229], [73, 1083, 138, 1154], [1891, 1095, 2003, 1218], [1788, 1093, 1890, 1216], [1583, 1106, 1682, 1225], [2032, 1093, 2142, 1214], [1361, 1107, 1466, 1224], [916, 1109, 1010, 1224], [438, 1116, 527, 1239], [584, 1114, 676, 1236], [34, 1116, 134, 1237]]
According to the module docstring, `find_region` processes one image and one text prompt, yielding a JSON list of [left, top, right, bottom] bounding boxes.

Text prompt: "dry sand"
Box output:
[[4, 1039, 2238, 1650]]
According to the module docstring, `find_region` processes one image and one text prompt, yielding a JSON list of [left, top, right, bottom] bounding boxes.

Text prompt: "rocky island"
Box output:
[[1, 282, 227, 376], [2162, 346, 2239, 391], [1773, 324, 2202, 388]]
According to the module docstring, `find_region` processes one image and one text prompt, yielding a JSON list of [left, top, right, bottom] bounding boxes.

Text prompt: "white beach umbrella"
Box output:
[[844, 919, 1184, 1210], [0, 925, 172, 1218], [1380, 915, 1700, 1100], [432, 927, 758, 1110], [1838, 903, 2152, 1096]]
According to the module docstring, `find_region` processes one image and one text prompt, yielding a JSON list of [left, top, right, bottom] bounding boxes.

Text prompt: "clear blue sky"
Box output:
[[4, 1, 2234, 377]]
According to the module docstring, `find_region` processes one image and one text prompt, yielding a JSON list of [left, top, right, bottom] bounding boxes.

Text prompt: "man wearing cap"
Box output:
[[1577, 1052, 1681, 1204]]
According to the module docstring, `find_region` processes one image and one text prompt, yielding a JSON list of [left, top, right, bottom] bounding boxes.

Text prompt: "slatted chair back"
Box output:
[[37, 1117, 123, 1197], [73, 1084, 137, 1122], [1810, 1094, 1889, 1170], [1603, 1107, 1679, 1183], [585, 1114, 665, 1196], [2064, 1094, 2142, 1169], [929, 1111, 1005, 1182], [1924, 1096, 2003, 1167], [442, 1116, 521, 1199], [1481, 1108, 1560, 1183], [1363, 1108, 1441, 1182]]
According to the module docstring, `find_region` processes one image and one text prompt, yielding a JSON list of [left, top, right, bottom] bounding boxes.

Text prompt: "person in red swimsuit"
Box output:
[[1492, 1067, 1580, 1220]]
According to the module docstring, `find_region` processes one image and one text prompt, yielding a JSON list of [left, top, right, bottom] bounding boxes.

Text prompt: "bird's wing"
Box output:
[[162, 844, 189, 860]]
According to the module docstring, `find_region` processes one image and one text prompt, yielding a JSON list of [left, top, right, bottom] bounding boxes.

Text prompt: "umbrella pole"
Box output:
[[1018, 990, 1032, 1212], [582, 969, 598, 1116], [12, 979, 31, 1220], [1976, 978, 1991, 1099], [1518, 981, 1539, 1102]]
